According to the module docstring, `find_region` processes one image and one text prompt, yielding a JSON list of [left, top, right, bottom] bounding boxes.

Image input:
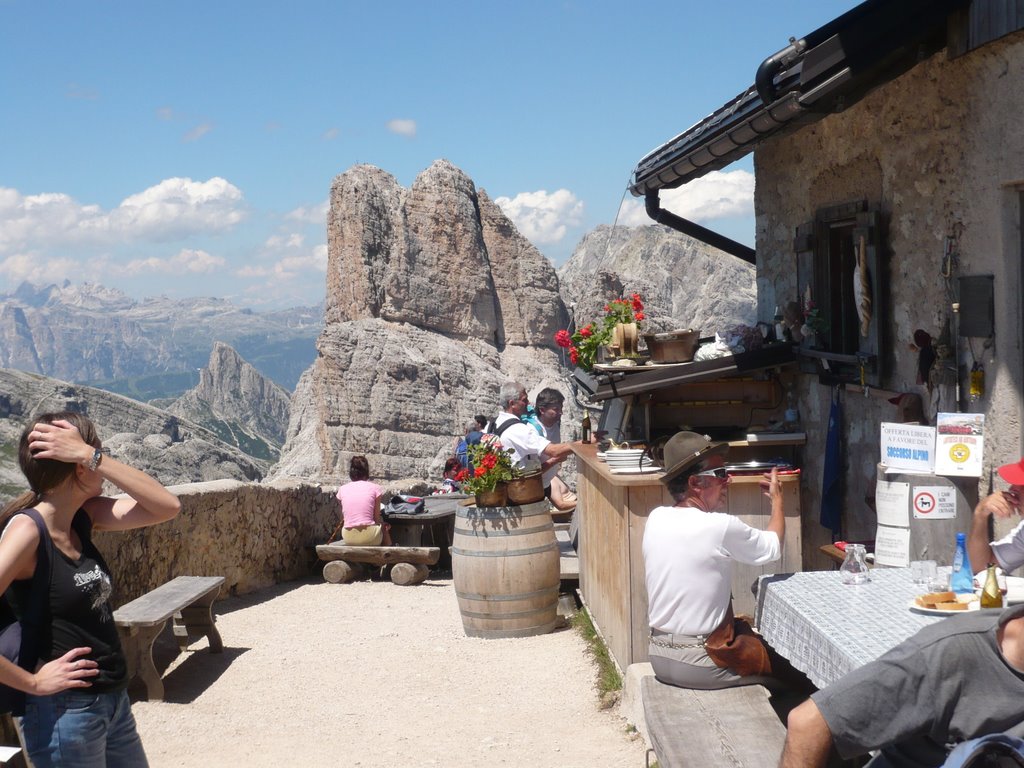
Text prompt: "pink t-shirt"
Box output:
[[336, 480, 383, 528]]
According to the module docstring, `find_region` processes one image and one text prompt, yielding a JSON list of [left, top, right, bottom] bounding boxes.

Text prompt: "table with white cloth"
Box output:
[[755, 567, 943, 689]]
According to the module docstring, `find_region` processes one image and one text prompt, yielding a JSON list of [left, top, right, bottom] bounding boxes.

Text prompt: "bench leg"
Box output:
[[173, 591, 223, 654], [118, 622, 166, 701], [390, 563, 429, 586], [323, 560, 366, 583]]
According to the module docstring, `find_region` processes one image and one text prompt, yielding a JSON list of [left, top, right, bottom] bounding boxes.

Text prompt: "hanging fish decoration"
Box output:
[[853, 235, 872, 336]]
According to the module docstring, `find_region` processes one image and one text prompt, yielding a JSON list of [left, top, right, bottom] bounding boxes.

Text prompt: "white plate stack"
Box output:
[[604, 449, 660, 474]]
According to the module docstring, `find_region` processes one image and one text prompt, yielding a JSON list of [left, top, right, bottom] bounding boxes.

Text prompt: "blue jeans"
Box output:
[[21, 689, 148, 768]]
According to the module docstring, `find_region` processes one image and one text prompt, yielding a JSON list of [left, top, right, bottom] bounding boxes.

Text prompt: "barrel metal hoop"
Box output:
[[450, 542, 559, 558], [453, 522, 554, 537], [458, 605, 557, 620], [455, 586, 560, 602]]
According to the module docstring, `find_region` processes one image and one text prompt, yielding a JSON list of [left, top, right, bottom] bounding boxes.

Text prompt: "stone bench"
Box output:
[[316, 544, 440, 586], [642, 677, 787, 768], [113, 575, 225, 701]]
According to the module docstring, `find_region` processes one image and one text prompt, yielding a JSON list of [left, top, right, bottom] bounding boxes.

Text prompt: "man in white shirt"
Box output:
[[968, 456, 1024, 572], [643, 431, 786, 690], [533, 387, 578, 511], [491, 381, 576, 474]]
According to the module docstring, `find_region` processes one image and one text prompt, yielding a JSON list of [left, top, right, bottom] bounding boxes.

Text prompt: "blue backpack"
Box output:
[[455, 438, 470, 470], [943, 734, 1024, 767]]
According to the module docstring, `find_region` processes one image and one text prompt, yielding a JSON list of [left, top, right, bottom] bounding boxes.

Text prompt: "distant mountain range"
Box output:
[[0, 281, 322, 400]]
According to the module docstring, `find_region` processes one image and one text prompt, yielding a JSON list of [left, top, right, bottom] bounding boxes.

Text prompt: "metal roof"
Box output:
[[629, 0, 969, 197]]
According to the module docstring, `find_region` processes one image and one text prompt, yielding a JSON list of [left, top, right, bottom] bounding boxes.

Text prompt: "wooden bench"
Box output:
[[642, 677, 786, 768], [113, 575, 225, 701], [315, 545, 440, 586]]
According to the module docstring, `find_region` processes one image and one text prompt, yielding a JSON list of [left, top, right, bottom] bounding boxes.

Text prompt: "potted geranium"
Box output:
[[554, 293, 646, 371], [456, 442, 519, 506]]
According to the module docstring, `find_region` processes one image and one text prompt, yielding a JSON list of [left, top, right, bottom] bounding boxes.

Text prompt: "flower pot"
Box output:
[[609, 322, 639, 358], [506, 472, 545, 505], [475, 483, 508, 507]]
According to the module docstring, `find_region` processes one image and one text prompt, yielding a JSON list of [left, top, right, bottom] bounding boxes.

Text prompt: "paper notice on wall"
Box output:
[[876, 480, 910, 527], [911, 485, 958, 519], [874, 524, 912, 567], [934, 413, 984, 477], [880, 422, 935, 473]]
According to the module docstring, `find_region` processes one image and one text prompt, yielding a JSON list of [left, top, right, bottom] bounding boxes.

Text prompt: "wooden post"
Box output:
[[323, 560, 365, 584], [390, 562, 429, 586]]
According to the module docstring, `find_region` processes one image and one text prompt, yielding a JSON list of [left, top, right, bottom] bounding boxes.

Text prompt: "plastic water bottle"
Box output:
[[951, 532, 974, 594]]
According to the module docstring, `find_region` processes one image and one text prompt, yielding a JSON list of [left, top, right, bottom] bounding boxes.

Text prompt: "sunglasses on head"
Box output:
[[696, 467, 728, 479]]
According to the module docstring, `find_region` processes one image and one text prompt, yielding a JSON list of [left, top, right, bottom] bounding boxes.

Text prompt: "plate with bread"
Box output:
[[910, 591, 979, 615]]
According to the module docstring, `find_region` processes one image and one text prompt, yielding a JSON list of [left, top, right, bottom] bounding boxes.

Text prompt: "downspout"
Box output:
[[645, 192, 756, 264], [755, 38, 807, 105]]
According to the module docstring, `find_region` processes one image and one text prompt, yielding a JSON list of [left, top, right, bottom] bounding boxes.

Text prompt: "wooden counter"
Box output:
[[573, 444, 802, 671]]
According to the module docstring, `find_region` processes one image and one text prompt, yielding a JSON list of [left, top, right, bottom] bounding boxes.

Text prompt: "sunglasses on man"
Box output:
[[695, 467, 728, 480]]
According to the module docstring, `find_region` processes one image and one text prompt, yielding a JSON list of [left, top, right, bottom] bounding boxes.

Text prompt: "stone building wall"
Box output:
[[753, 31, 1024, 566], [94, 479, 338, 606]]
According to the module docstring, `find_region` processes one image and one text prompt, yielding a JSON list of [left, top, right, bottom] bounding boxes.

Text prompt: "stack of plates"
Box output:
[[604, 449, 661, 475]]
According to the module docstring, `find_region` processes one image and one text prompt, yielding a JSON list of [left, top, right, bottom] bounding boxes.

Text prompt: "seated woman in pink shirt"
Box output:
[[335, 456, 390, 546]]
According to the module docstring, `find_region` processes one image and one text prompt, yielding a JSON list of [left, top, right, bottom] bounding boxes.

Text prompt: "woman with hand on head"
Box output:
[[0, 411, 180, 767]]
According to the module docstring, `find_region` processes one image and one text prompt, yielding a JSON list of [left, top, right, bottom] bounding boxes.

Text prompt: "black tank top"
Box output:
[[9, 510, 127, 692]]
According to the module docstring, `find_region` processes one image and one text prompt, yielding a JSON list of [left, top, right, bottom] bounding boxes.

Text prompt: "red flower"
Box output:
[[580, 324, 594, 338], [481, 453, 498, 470], [634, 311, 645, 321], [474, 466, 487, 478], [632, 297, 644, 312], [603, 304, 611, 312], [455, 469, 469, 481], [569, 347, 579, 365], [554, 329, 572, 348]]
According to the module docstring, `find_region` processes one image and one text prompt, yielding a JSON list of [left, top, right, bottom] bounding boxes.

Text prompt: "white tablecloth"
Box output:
[[755, 567, 943, 689]]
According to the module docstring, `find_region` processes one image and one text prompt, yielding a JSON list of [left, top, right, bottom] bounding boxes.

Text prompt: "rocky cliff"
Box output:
[[271, 160, 574, 486], [558, 225, 757, 337], [0, 367, 267, 504], [0, 281, 321, 394], [168, 342, 291, 461]]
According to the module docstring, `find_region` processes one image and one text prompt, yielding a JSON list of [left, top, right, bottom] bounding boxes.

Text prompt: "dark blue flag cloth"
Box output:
[[820, 391, 842, 535]]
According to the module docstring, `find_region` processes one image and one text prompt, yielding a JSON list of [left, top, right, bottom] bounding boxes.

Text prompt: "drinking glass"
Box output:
[[928, 566, 952, 592], [910, 559, 937, 587]]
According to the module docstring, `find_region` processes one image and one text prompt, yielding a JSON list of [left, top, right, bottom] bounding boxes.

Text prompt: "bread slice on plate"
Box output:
[[915, 591, 955, 607]]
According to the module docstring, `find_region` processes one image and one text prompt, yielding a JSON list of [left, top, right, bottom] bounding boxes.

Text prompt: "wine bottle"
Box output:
[[581, 412, 591, 444], [950, 532, 974, 594], [981, 563, 1004, 609]]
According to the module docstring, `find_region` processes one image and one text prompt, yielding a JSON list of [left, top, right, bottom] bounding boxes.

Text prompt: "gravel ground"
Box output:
[[131, 575, 646, 768]]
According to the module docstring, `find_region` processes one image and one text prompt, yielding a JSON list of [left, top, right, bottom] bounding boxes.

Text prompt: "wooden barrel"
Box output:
[[452, 500, 560, 638]]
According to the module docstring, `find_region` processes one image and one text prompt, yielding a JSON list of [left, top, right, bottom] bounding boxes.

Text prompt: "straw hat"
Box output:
[[660, 431, 728, 484]]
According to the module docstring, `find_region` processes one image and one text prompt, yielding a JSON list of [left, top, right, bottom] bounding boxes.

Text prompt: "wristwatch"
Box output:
[[86, 448, 104, 471]]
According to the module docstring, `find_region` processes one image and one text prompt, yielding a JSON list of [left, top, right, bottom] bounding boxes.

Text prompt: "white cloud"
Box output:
[[156, 106, 175, 121], [183, 122, 213, 142], [322, 127, 339, 140], [0, 253, 81, 284], [386, 119, 417, 138], [285, 200, 328, 226], [617, 169, 755, 226], [494, 189, 585, 245], [238, 238, 327, 281], [66, 83, 99, 101], [0, 178, 246, 252], [124, 248, 225, 276]]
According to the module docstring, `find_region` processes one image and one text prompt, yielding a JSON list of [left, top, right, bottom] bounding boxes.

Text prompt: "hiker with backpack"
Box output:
[[780, 602, 1024, 767], [489, 382, 577, 474], [0, 411, 180, 767], [454, 416, 487, 471]]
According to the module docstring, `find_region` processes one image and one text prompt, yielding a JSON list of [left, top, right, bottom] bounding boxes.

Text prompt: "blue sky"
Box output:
[[0, 0, 855, 309]]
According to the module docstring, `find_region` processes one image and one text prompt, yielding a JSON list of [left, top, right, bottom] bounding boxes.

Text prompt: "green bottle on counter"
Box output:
[[581, 412, 591, 444]]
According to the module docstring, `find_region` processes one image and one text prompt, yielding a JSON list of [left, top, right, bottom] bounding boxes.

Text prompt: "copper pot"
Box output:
[[643, 329, 700, 363], [475, 483, 508, 507], [506, 472, 545, 505]]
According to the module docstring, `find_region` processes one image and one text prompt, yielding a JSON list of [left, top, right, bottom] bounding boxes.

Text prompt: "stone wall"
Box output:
[[753, 31, 1024, 566], [94, 479, 338, 606]]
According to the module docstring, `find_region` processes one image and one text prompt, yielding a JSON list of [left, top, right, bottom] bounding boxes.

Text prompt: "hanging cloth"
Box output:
[[820, 387, 843, 536]]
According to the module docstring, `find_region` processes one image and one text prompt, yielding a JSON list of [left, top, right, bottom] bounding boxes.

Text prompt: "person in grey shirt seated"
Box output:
[[780, 603, 1024, 768]]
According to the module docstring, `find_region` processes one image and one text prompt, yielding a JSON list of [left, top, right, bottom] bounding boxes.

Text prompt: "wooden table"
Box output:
[[755, 567, 940, 689], [572, 443, 802, 671], [384, 495, 463, 567]]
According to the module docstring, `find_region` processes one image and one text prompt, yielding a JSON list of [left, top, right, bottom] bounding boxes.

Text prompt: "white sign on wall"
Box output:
[[934, 413, 984, 477], [876, 480, 910, 527], [880, 422, 935, 473], [911, 485, 958, 519], [874, 524, 912, 567]]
